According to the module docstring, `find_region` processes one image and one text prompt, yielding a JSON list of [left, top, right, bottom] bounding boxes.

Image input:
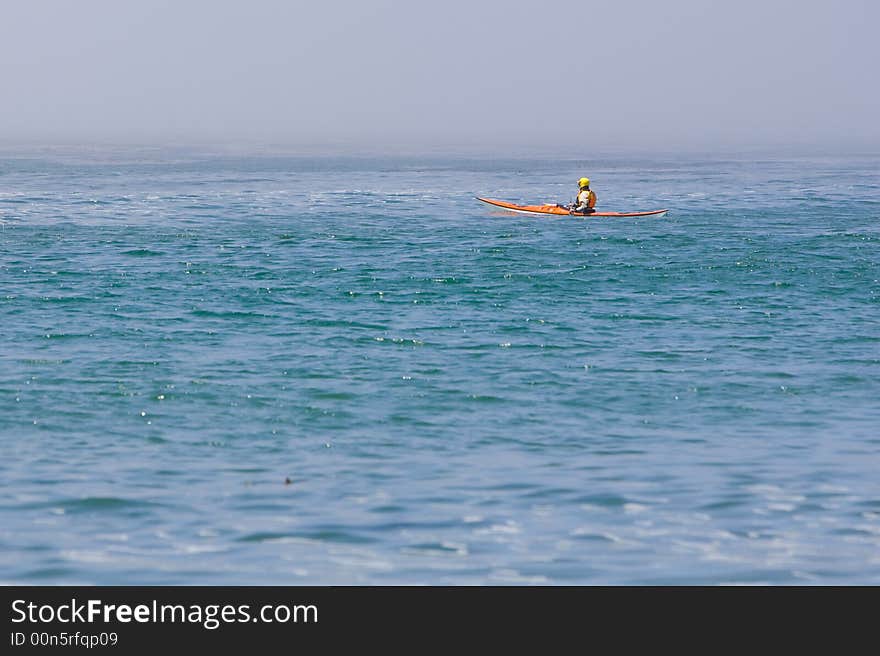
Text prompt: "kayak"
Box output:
[[476, 197, 668, 218]]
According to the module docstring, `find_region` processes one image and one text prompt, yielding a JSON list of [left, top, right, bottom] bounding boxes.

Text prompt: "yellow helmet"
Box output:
[[578, 177, 590, 188]]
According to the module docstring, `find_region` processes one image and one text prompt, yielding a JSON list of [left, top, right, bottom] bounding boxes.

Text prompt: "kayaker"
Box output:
[[570, 177, 596, 214]]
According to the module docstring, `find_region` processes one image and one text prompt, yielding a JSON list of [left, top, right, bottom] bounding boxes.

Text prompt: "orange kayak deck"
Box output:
[[476, 197, 668, 218]]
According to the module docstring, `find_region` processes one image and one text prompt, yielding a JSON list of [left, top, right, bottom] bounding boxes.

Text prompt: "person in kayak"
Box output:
[[569, 177, 597, 214]]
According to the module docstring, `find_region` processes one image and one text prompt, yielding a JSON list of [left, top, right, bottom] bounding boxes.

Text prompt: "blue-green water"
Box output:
[[1, 152, 878, 584]]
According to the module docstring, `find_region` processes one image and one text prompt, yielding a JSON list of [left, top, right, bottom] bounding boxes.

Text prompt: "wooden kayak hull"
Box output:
[[476, 197, 668, 218]]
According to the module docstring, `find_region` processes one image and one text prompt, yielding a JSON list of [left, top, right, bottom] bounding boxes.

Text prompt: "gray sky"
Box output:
[[1, 0, 877, 153]]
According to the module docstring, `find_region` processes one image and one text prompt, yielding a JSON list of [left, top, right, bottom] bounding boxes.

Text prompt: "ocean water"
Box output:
[[1, 151, 878, 585]]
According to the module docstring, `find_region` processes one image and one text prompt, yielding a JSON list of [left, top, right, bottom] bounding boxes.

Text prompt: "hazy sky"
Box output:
[[1, 0, 877, 152]]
